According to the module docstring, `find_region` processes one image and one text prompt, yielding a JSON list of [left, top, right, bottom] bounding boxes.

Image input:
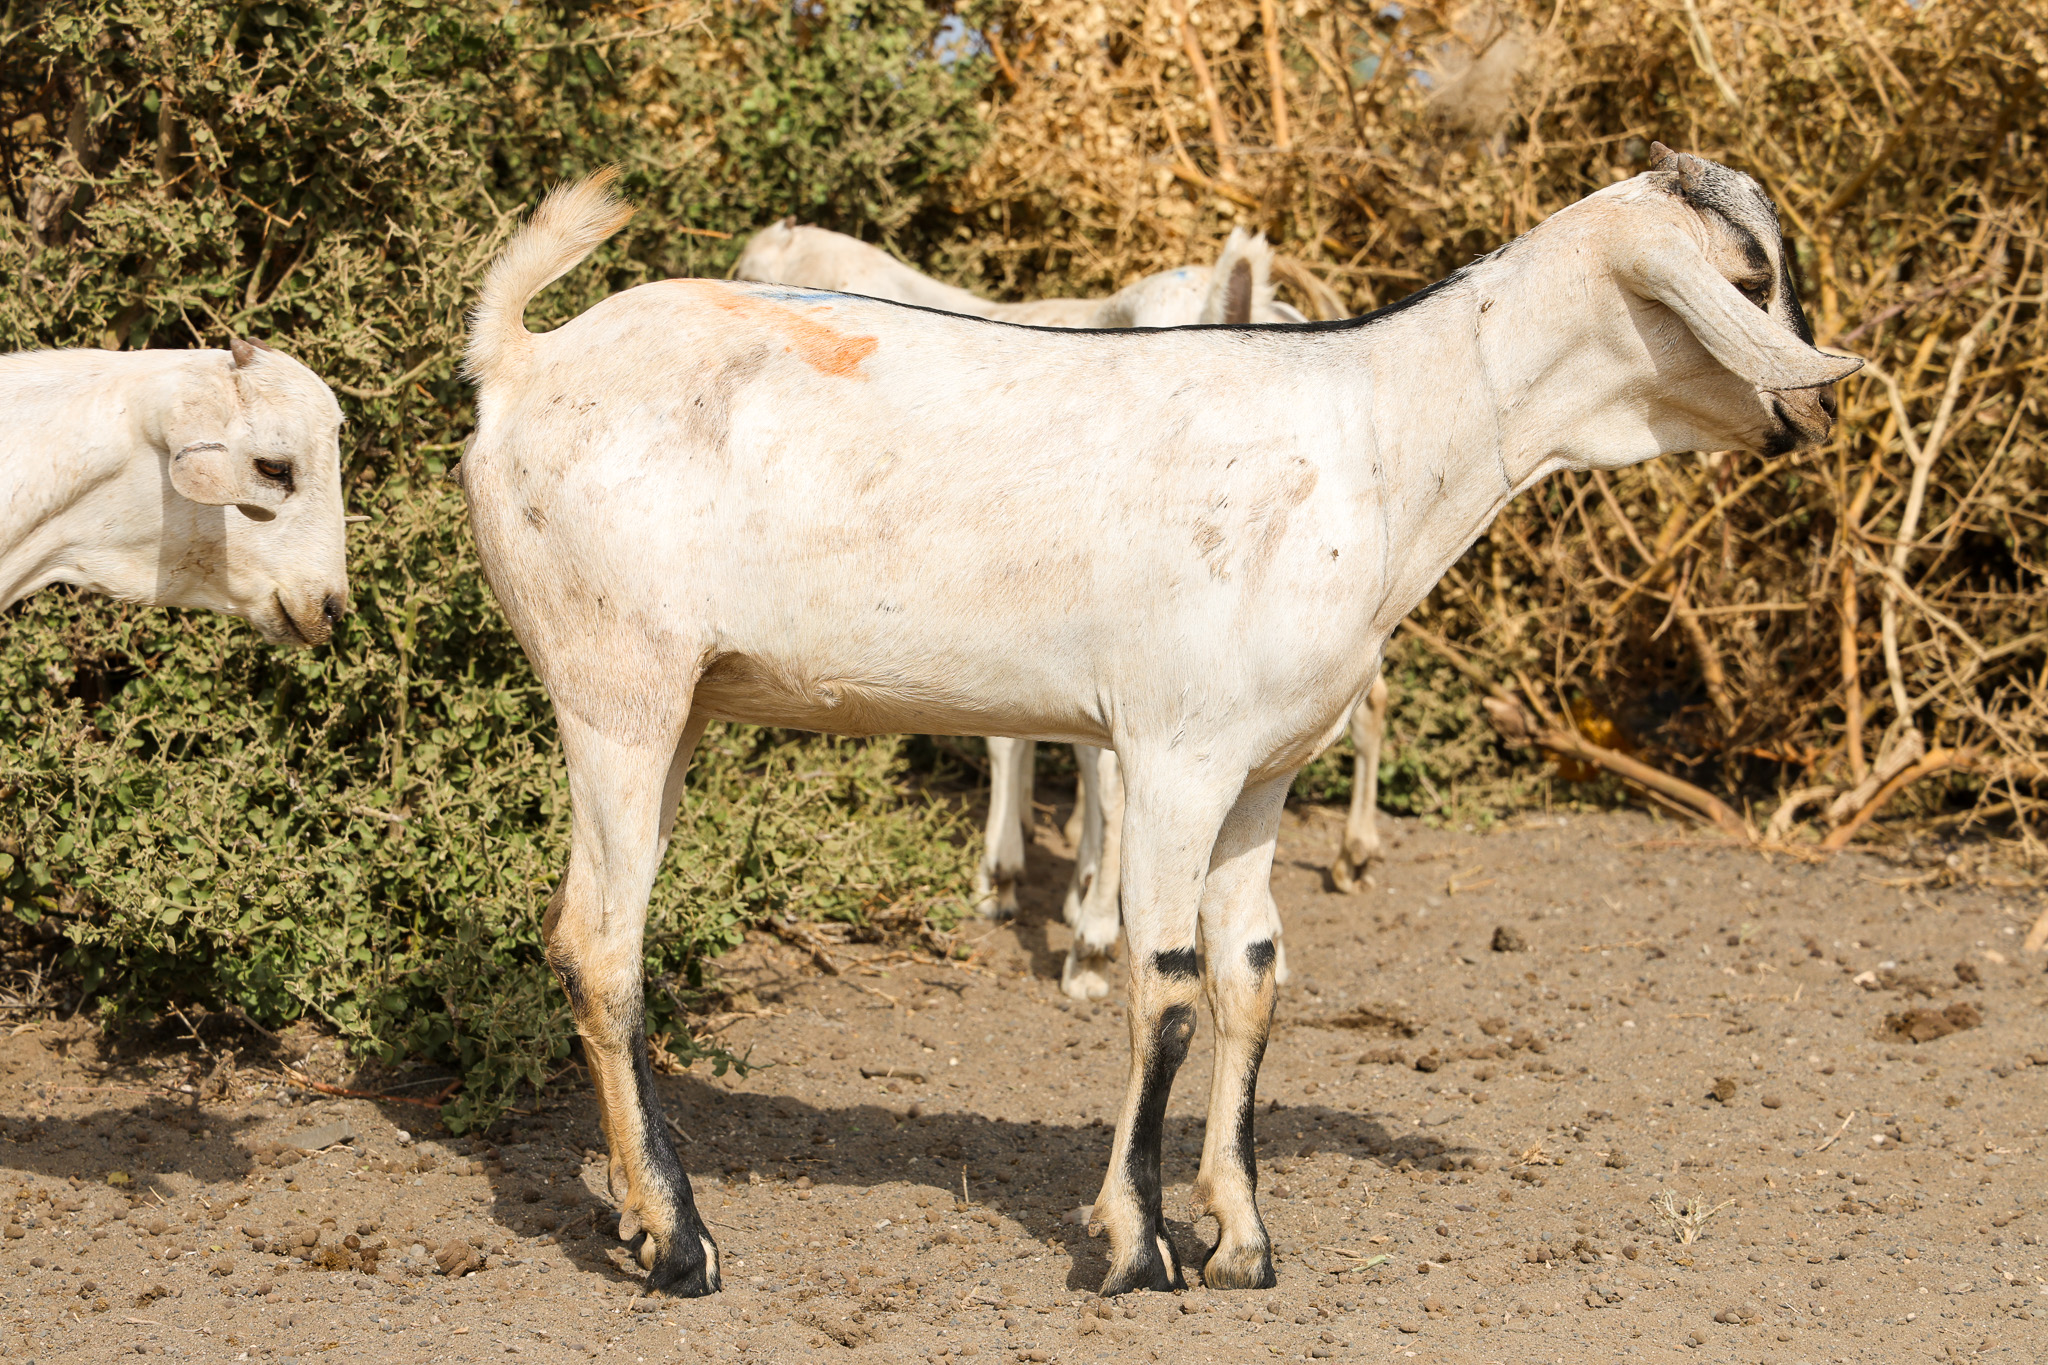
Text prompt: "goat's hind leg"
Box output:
[[1331, 675, 1389, 893], [547, 707, 719, 1296], [975, 737, 1035, 920], [1060, 744, 1122, 1001], [1194, 773, 1292, 1289]]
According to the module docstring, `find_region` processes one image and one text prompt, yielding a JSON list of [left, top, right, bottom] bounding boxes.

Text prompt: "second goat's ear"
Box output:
[[229, 336, 275, 368]]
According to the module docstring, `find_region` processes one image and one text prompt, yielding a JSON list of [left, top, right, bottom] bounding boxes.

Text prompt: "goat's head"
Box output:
[[159, 338, 350, 647], [1575, 145, 1861, 459], [732, 216, 803, 284]]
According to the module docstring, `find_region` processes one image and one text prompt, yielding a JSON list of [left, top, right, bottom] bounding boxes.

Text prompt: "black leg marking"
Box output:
[[1244, 939, 1275, 976], [1202, 1014, 1276, 1290], [1152, 948, 1199, 981], [629, 1018, 721, 1296], [1105, 1003, 1195, 1295], [1226, 1020, 1269, 1198]]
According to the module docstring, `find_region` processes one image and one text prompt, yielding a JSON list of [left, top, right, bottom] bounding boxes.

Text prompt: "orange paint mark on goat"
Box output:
[[682, 282, 879, 379]]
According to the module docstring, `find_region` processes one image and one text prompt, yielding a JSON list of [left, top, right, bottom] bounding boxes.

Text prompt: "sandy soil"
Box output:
[[2, 803, 2045, 1365]]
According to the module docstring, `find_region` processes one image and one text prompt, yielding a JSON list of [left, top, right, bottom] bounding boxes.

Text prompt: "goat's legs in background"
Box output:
[[1091, 755, 1242, 1296], [1062, 743, 1123, 1000], [975, 736, 1036, 920], [1193, 773, 1292, 1289], [544, 706, 719, 1297], [1330, 674, 1390, 892]]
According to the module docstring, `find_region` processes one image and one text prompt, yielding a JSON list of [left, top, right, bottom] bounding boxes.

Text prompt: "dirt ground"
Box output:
[[3, 800, 2046, 1365]]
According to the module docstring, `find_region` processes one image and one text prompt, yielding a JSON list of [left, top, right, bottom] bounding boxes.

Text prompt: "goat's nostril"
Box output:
[[322, 593, 346, 625], [1819, 388, 1839, 420]]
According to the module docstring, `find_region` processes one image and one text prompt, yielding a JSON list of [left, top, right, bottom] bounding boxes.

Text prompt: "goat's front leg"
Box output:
[[1193, 773, 1292, 1289], [1060, 743, 1122, 1001], [546, 709, 719, 1297], [974, 737, 1035, 920], [1091, 759, 1239, 1296], [1331, 674, 1389, 892]]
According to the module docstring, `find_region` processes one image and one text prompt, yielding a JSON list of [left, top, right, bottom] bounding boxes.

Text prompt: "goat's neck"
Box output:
[[0, 458, 95, 612], [0, 369, 175, 611], [1358, 240, 1645, 631], [0, 469, 141, 613]]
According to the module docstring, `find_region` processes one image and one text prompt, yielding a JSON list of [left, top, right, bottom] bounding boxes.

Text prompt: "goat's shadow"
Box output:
[[604, 1073, 1473, 1294]]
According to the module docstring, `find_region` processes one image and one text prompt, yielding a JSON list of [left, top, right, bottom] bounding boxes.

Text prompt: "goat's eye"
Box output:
[[254, 458, 292, 483], [1736, 280, 1771, 309]]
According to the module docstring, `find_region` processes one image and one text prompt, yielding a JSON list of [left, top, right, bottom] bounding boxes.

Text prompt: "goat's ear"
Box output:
[[169, 441, 289, 509], [229, 336, 275, 368], [162, 361, 289, 509], [1619, 225, 1863, 391]]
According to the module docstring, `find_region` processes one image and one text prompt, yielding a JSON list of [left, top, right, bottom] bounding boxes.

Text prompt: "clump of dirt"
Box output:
[[1323, 1006, 1423, 1037], [1882, 1001, 1984, 1043]]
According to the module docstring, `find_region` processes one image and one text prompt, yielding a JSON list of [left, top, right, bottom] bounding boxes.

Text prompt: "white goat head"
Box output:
[[155, 339, 350, 645], [0, 338, 349, 645], [1553, 142, 1855, 462]]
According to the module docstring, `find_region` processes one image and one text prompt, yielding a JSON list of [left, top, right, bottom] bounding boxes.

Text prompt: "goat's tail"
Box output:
[[466, 168, 635, 391], [1200, 228, 1278, 325]]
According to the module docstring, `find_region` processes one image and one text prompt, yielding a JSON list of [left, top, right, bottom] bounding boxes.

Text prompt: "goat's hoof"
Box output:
[[1099, 1232, 1187, 1297], [1061, 949, 1115, 1001], [1330, 853, 1372, 894], [974, 888, 1019, 923], [645, 1230, 722, 1298], [1201, 1236, 1277, 1290]]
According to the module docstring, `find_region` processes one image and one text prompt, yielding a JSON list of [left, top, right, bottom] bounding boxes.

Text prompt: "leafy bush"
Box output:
[[0, 0, 994, 1130]]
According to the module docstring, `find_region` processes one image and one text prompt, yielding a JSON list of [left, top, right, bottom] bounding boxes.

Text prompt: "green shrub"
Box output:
[[0, 0, 995, 1131]]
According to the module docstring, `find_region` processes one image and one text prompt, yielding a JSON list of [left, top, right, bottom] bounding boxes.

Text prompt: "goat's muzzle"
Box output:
[[270, 585, 349, 647], [1764, 382, 1840, 452]]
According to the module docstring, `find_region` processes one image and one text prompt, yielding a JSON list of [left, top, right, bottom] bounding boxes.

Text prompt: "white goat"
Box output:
[[734, 218, 1308, 332], [1, 340, 349, 643], [736, 220, 1319, 999], [461, 148, 1857, 1300]]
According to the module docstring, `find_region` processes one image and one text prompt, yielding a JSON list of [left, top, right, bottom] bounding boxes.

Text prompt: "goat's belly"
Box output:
[[690, 646, 1109, 744]]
